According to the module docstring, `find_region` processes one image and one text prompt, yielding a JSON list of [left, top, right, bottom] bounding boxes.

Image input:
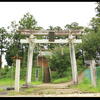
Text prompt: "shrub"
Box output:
[[0, 66, 42, 82], [48, 47, 71, 78]]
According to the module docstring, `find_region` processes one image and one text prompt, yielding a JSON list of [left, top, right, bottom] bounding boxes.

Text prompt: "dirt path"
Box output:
[[35, 71, 84, 88], [1, 72, 100, 97], [1, 93, 100, 97]]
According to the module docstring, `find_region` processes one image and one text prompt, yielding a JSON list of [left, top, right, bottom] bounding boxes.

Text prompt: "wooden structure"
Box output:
[[20, 29, 82, 86], [18, 29, 84, 36], [37, 51, 52, 83]]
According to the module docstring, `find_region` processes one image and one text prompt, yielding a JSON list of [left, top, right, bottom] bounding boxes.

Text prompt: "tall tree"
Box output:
[[77, 2, 100, 60], [96, 2, 100, 17], [0, 27, 8, 68], [6, 21, 26, 66], [90, 2, 100, 32], [19, 12, 37, 30], [65, 22, 83, 31]]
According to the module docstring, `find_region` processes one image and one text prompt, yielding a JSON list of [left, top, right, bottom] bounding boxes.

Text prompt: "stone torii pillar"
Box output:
[[90, 60, 96, 87], [12, 56, 22, 92], [69, 34, 78, 85], [26, 34, 35, 85]]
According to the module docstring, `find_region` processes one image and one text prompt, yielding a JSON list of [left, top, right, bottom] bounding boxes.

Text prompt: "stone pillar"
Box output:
[[15, 59, 20, 92], [90, 60, 96, 87], [69, 34, 78, 84], [26, 35, 35, 85]]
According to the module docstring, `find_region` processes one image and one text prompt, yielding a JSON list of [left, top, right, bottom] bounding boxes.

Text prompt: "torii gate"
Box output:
[[19, 30, 82, 86]]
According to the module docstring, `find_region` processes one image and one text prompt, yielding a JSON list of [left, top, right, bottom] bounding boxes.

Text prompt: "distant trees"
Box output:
[[65, 22, 84, 31], [5, 12, 43, 66], [78, 2, 100, 60], [19, 12, 43, 30], [0, 27, 8, 68], [6, 21, 25, 66], [19, 12, 37, 30], [47, 26, 62, 31]]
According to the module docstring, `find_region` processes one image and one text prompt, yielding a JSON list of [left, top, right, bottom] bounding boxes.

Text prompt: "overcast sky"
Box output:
[[0, 2, 97, 29], [0, 2, 97, 66]]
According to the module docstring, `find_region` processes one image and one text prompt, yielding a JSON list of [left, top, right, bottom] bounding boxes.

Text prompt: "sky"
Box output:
[[0, 2, 97, 30], [0, 2, 97, 67]]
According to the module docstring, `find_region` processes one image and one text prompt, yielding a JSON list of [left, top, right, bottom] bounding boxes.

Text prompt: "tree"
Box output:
[[77, 30, 100, 60], [6, 12, 41, 66], [19, 12, 37, 30], [47, 26, 55, 31], [76, 2, 100, 62], [95, 2, 100, 17], [54, 26, 62, 32], [65, 22, 84, 31], [0, 27, 8, 68], [48, 47, 71, 78], [90, 2, 100, 32], [84, 27, 93, 33], [6, 21, 26, 66], [90, 17, 100, 32]]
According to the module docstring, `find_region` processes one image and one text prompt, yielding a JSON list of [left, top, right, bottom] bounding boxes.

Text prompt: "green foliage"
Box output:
[[96, 2, 100, 17], [72, 78, 100, 93], [52, 76, 71, 84], [0, 67, 11, 79], [47, 26, 62, 32], [0, 27, 8, 50], [49, 47, 71, 78], [78, 31, 100, 59], [6, 12, 43, 66], [77, 59, 86, 73], [19, 12, 37, 30], [90, 17, 100, 32], [0, 27, 8, 67], [51, 67, 72, 83], [65, 22, 84, 31], [0, 66, 42, 82], [90, 2, 100, 32]]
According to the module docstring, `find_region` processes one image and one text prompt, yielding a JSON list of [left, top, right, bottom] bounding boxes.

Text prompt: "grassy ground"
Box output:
[[0, 78, 43, 87], [52, 76, 71, 84], [71, 78, 100, 93]]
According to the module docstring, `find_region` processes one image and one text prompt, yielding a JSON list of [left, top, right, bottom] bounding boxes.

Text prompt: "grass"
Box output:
[[51, 65, 85, 84], [0, 88, 4, 92], [0, 78, 43, 86], [52, 76, 71, 84], [71, 78, 100, 93], [0, 78, 43, 96], [7, 87, 43, 95]]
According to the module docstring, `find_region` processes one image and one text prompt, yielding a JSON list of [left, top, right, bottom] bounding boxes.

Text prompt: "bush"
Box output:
[[0, 66, 42, 82], [48, 47, 71, 78], [72, 78, 100, 93], [52, 76, 71, 84]]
